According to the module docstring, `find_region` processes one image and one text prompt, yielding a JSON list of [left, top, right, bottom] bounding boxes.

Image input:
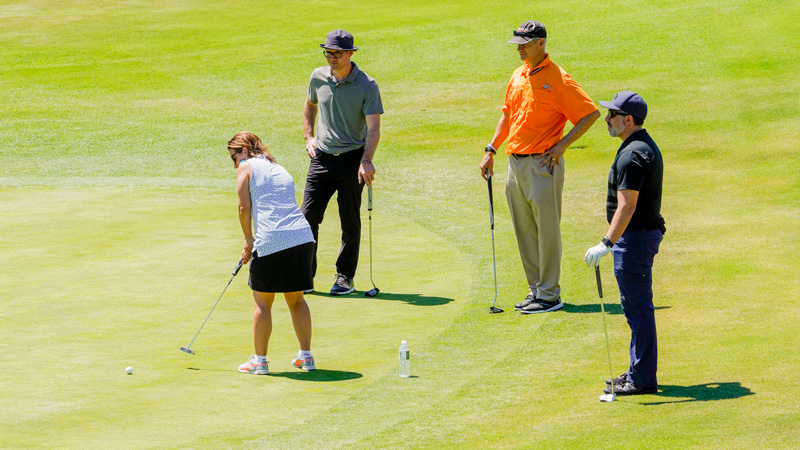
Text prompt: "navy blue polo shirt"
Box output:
[[607, 129, 665, 231]]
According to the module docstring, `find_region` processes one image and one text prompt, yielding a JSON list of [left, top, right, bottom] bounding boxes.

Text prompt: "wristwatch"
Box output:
[[485, 145, 497, 155], [602, 237, 614, 248]]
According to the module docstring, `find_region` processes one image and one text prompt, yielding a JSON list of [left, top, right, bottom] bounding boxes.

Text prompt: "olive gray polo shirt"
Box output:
[[307, 62, 383, 154]]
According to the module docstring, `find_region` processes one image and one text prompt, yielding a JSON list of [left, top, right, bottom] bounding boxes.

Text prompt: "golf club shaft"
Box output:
[[368, 185, 376, 289], [184, 260, 243, 351], [487, 170, 498, 308], [596, 265, 615, 395]]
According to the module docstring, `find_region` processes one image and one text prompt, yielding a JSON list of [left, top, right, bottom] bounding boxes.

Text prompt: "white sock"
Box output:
[[299, 350, 312, 358], [255, 355, 267, 363]]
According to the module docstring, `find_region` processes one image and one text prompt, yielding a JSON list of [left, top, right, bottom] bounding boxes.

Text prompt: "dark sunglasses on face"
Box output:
[[608, 110, 630, 118], [230, 149, 242, 162]]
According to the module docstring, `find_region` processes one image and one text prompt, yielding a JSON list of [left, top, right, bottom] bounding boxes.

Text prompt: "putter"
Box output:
[[596, 265, 616, 402], [486, 169, 503, 313], [180, 259, 244, 355], [364, 185, 380, 297]]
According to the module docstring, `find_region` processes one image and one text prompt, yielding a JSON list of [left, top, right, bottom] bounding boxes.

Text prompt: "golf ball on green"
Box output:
[[125, 367, 133, 374]]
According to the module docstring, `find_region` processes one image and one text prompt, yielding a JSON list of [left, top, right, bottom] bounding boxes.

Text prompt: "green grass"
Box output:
[[2, 0, 800, 448]]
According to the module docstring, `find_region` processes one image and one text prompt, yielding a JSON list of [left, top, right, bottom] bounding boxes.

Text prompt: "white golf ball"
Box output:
[[125, 367, 133, 374]]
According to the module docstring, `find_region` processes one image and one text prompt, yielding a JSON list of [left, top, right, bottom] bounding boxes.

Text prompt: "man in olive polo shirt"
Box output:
[[302, 29, 383, 295], [480, 20, 600, 314]]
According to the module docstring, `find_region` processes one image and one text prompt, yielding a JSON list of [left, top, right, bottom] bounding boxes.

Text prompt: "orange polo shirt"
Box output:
[[503, 55, 597, 155]]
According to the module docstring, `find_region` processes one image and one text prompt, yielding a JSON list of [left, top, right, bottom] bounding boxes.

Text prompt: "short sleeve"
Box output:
[[616, 150, 647, 192], [307, 73, 318, 105], [362, 80, 384, 116], [556, 74, 597, 125]]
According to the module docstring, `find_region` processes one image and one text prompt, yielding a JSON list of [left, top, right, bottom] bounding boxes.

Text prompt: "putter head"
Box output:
[[599, 393, 616, 403], [179, 346, 195, 355], [365, 288, 380, 297], [489, 306, 504, 314]]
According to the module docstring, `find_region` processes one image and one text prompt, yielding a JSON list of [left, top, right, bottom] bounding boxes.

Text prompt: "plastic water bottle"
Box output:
[[398, 340, 410, 377]]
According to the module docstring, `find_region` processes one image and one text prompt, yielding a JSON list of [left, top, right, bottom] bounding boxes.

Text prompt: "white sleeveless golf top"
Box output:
[[245, 155, 314, 256]]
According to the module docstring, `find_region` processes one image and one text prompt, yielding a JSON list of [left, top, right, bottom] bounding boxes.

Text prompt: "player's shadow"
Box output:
[[185, 367, 362, 382], [311, 291, 453, 306], [563, 303, 671, 315], [269, 369, 362, 382], [369, 292, 453, 306], [643, 382, 754, 405]]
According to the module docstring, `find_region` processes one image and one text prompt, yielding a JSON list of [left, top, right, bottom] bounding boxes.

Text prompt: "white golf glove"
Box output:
[[584, 242, 612, 267]]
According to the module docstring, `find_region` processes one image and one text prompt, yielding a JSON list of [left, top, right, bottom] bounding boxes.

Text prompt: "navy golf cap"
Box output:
[[508, 20, 547, 44], [320, 29, 358, 51], [599, 91, 648, 120]]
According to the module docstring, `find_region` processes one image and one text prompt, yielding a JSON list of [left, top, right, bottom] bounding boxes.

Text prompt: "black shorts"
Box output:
[[248, 242, 314, 293]]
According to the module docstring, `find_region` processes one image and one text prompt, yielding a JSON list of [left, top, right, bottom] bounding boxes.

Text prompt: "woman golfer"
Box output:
[[227, 131, 316, 374]]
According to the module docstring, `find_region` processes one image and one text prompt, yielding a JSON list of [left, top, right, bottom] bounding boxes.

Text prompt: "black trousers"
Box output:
[[301, 148, 365, 279]]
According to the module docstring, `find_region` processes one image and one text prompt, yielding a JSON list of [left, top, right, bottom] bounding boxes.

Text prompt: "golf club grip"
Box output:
[[233, 259, 243, 276], [486, 169, 494, 227], [595, 265, 603, 298], [367, 185, 373, 211]]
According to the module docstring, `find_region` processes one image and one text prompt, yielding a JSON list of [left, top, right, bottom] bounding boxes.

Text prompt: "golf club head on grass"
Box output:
[[365, 287, 380, 297], [179, 346, 195, 355], [489, 306, 504, 314], [599, 393, 616, 403]]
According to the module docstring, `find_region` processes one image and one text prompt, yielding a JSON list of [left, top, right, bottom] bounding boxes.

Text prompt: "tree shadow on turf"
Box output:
[[562, 303, 671, 315], [309, 291, 453, 306], [642, 382, 754, 405]]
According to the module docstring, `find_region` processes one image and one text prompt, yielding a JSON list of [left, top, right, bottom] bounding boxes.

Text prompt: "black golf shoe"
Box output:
[[603, 381, 657, 396], [605, 373, 629, 386], [514, 294, 536, 311], [520, 297, 563, 314], [330, 273, 355, 295]]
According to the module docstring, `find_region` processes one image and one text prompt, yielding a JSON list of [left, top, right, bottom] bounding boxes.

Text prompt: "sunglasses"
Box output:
[[323, 50, 346, 59], [608, 110, 630, 118], [230, 149, 243, 163], [513, 30, 544, 40]]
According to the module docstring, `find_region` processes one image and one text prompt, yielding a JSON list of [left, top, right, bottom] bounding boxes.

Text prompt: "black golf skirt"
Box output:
[[248, 242, 314, 293]]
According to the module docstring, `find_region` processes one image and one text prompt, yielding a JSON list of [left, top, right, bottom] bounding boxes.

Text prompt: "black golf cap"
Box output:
[[508, 20, 547, 44], [599, 91, 648, 120], [320, 29, 359, 51]]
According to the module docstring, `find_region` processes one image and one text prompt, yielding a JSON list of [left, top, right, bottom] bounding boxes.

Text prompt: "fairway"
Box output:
[[2, 1, 800, 449]]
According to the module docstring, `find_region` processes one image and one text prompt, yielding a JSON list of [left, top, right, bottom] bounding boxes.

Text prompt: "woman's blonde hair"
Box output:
[[227, 131, 276, 163]]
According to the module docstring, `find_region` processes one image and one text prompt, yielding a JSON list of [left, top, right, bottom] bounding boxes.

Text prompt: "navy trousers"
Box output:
[[301, 148, 365, 279], [612, 229, 663, 388]]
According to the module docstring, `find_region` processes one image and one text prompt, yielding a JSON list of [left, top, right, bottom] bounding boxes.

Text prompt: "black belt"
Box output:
[[511, 153, 547, 159]]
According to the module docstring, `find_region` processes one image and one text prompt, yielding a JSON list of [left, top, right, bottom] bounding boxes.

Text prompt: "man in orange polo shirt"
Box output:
[[480, 20, 600, 314]]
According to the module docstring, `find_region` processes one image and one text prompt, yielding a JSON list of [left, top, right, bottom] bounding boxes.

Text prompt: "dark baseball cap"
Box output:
[[507, 20, 547, 44], [599, 91, 648, 120], [320, 29, 358, 51]]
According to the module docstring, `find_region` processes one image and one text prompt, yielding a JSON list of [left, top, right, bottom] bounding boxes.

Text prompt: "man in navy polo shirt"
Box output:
[[302, 29, 383, 295], [584, 91, 665, 396]]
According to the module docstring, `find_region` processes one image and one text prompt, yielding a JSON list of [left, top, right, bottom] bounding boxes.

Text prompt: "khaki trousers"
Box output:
[[505, 154, 564, 301]]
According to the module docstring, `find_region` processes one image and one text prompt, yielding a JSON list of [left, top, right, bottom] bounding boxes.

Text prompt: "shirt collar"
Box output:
[[327, 62, 361, 84], [618, 128, 648, 152], [525, 54, 551, 73]]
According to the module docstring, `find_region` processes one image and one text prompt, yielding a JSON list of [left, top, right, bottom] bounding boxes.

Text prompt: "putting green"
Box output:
[[0, 186, 468, 448]]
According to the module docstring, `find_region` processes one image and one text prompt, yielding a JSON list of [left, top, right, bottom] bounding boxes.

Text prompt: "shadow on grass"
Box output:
[[643, 382, 754, 405], [267, 369, 362, 382], [309, 291, 453, 306], [187, 367, 362, 382], [563, 303, 671, 315]]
